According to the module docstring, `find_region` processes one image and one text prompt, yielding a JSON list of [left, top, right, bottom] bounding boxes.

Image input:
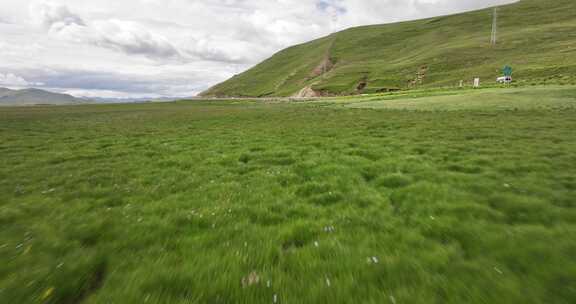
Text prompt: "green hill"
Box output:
[[201, 0, 576, 97]]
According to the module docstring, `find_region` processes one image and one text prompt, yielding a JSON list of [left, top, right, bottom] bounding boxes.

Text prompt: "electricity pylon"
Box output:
[[490, 7, 498, 46]]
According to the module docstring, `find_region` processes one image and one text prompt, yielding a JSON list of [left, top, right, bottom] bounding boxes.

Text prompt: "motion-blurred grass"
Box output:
[[1, 90, 576, 303]]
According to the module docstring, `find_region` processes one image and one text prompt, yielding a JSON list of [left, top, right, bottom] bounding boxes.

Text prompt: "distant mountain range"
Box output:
[[0, 87, 195, 106], [0, 87, 86, 106], [87, 96, 192, 103]]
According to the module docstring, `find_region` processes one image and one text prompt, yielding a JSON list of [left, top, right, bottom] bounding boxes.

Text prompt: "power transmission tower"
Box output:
[[490, 7, 498, 46]]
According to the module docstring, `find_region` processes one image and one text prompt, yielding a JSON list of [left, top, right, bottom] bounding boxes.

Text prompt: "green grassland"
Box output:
[[202, 0, 576, 97], [1, 86, 576, 303], [324, 85, 576, 110]]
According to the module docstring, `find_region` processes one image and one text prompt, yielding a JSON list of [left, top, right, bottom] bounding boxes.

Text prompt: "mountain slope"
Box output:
[[0, 87, 15, 98], [0, 88, 85, 106], [201, 0, 576, 97]]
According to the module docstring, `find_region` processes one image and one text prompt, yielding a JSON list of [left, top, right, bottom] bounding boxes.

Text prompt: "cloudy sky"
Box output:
[[0, 0, 516, 98]]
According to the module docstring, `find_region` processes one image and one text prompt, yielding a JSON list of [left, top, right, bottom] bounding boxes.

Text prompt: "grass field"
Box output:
[[327, 85, 576, 111], [1, 87, 576, 303]]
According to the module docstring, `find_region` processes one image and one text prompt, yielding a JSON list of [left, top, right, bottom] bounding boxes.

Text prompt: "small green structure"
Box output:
[[503, 65, 513, 77], [498, 65, 513, 83]]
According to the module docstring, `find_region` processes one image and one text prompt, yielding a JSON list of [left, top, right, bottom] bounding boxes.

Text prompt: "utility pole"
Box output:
[[490, 7, 498, 46]]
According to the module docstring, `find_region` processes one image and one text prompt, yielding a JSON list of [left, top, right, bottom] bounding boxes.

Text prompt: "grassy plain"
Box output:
[[1, 87, 576, 303], [328, 85, 576, 110]]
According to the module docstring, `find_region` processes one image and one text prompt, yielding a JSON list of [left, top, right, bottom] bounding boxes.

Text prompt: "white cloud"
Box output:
[[91, 19, 182, 60], [0, 73, 44, 87], [29, 1, 182, 61], [30, 0, 85, 28], [0, 0, 517, 98]]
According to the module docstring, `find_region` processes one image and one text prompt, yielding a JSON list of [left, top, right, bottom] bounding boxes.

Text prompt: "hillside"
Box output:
[[0, 88, 85, 106], [201, 0, 576, 97], [0, 87, 15, 98]]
